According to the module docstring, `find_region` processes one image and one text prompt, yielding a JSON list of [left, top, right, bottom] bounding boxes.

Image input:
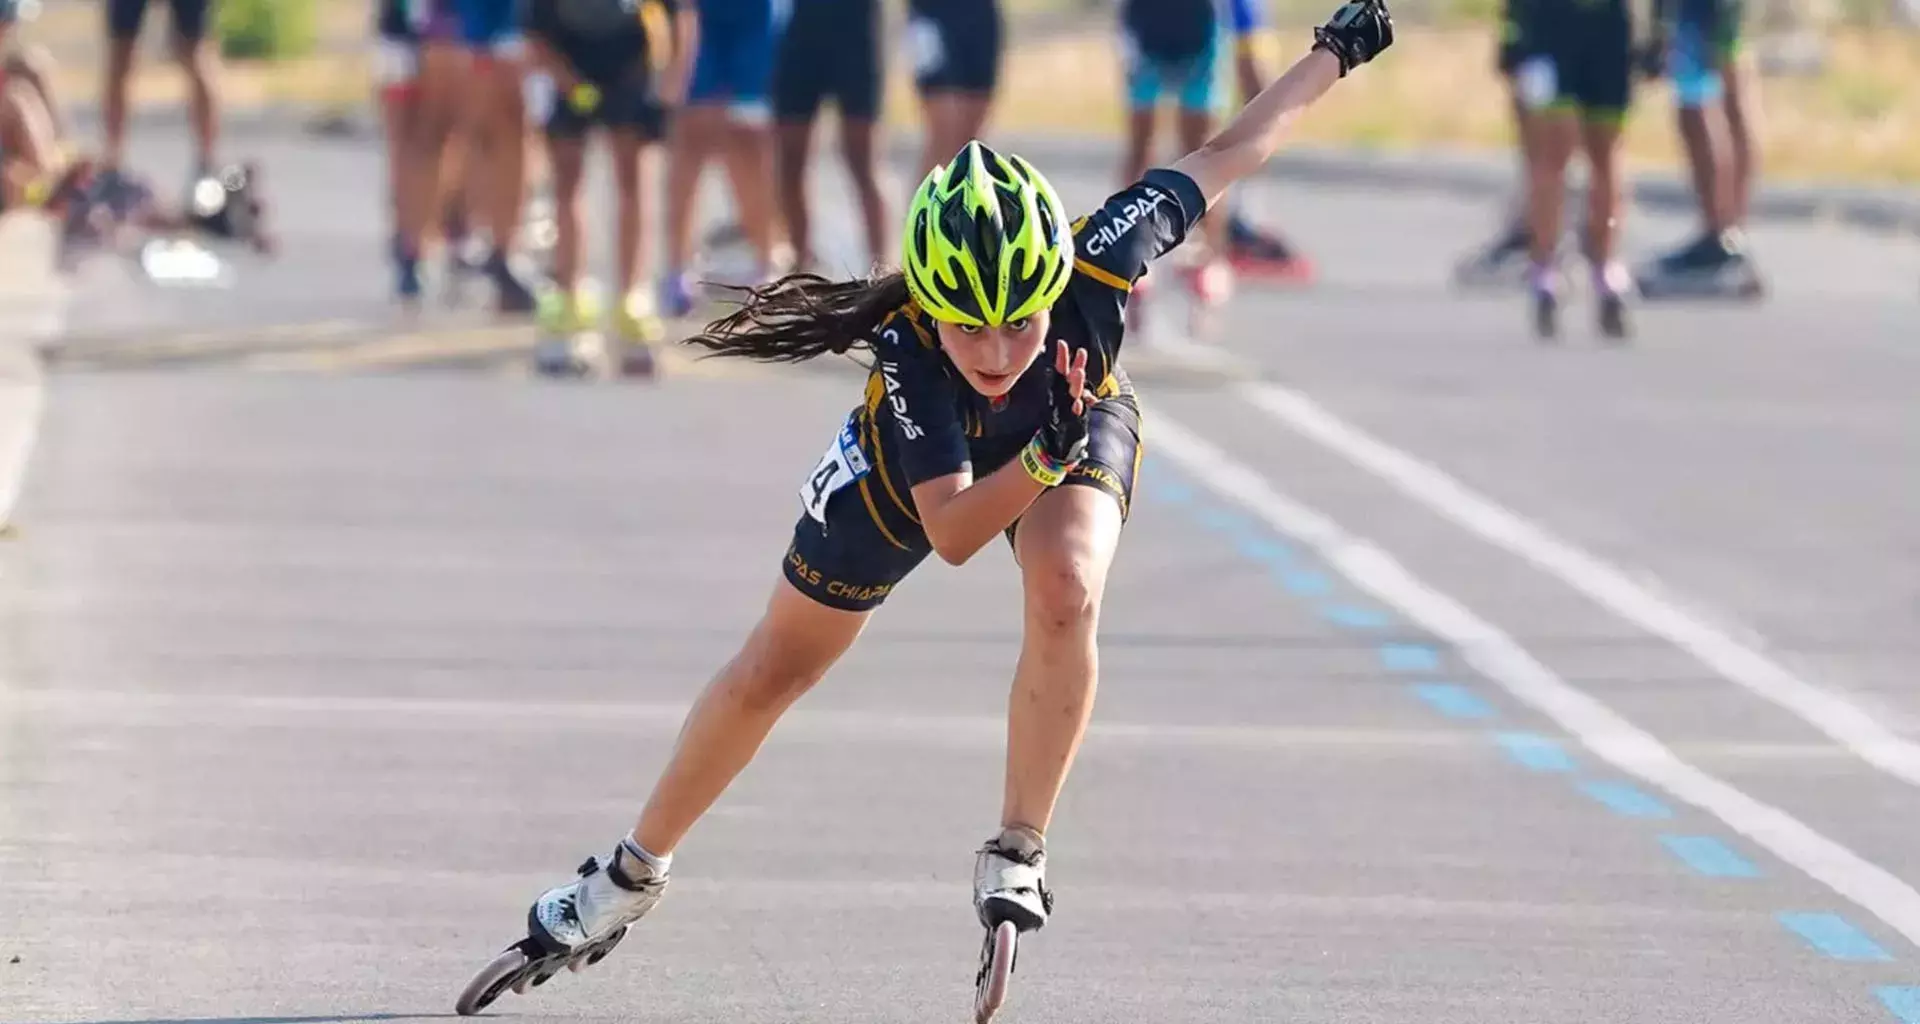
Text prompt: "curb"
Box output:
[[85, 101, 1920, 236], [0, 216, 62, 533]]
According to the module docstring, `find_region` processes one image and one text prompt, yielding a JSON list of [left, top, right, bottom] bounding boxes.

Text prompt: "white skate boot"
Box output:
[[972, 825, 1053, 1023], [455, 837, 669, 1015]]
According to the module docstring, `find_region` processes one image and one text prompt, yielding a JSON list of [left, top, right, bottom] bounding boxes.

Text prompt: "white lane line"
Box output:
[[1234, 379, 1920, 788], [1148, 413, 1920, 950]]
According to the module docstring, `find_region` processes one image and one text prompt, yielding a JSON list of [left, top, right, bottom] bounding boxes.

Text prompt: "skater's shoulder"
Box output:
[[871, 300, 941, 354]]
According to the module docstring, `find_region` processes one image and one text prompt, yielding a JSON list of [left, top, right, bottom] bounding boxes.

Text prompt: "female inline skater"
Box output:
[[454, 1, 1392, 1017]]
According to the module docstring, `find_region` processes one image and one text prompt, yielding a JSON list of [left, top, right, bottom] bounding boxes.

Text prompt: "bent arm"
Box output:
[[911, 460, 1050, 566], [1168, 48, 1343, 211]]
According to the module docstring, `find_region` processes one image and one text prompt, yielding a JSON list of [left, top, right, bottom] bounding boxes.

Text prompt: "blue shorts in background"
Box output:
[[687, 14, 780, 119], [1669, 18, 1725, 107], [1123, 29, 1224, 113], [456, 0, 522, 52]]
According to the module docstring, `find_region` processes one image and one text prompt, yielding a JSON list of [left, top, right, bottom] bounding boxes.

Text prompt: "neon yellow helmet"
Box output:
[[901, 141, 1073, 327]]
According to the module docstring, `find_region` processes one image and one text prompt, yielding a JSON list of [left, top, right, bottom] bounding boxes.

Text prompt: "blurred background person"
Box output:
[[1214, 0, 1313, 282], [374, 0, 433, 301], [1451, 0, 1541, 289], [1112, 0, 1238, 326], [386, 0, 488, 302], [908, 0, 999, 180], [455, 0, 538, 311], [659, 0, 784, 318], [1510, 0, 1664, 339], [1638, 0, 1764, 298], [526, 0, 693, 375], [771, 0, 888, 273], [101, 0, 223, 192]]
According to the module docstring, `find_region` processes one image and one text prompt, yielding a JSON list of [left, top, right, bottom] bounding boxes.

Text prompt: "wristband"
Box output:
[[1020, 436, 1075, 487]]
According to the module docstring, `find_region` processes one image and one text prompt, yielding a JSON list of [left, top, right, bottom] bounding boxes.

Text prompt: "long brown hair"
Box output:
[[682, 269, 913, 365]]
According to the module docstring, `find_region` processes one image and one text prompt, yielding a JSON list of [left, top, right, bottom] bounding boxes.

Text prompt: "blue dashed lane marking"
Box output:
[[1321, 603, 1392, 630], [1879, 987, 1920, 1023], [1578, 780, 1675, 819], [1237, 537, 1295, 565], [1152, 462, 1918, 1003], [1659, 835, 1762, 878], [1777, 913, 1893, 962], [1495, 732, 1576, 772], [1378, 642, 1441, 672], [1280, 569, 1333, 596], [1413, 683, 1498, 720], [1195, 507, 1253, 535]]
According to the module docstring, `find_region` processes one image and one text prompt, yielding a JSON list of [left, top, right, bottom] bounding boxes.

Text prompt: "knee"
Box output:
[[1023, 552, 1100, 637], [730, 627, 829, 715]]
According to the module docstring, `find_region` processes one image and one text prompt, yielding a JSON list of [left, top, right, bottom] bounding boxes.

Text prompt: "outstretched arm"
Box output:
[[1170, 0, 1394, 209]]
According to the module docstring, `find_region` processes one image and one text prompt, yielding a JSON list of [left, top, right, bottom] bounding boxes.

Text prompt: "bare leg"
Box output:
[[1720, 55, 1760, 227], [631, 579, 870, 855], [609, 128, 653, 300], [663, 105, 722, 281], [545, 130, 587, 297], [172, 31, 221, 170], [1001, 484, 1123, 834], [837, 116, 889, 269], [717, 113, 780, 274], [1525, 110, 1578, 272], [774, 118, 815, 269], [102, 38, 137, 169]]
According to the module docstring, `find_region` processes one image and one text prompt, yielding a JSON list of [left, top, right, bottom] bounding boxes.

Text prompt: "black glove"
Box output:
[[1312, 0, 1394, 77], [1036, 349, 1092, 467]]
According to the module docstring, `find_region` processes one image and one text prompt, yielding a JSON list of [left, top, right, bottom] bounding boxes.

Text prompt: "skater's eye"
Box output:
[[1005, 318, 1032, 333], [957, 324, 983, 335]]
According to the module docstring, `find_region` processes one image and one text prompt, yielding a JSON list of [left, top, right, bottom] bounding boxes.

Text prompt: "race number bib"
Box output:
[[1514, 55, 1559, 111], [372, 38, 418, 86], [906, 16, 946, 77], [799, 413, 871, 524]]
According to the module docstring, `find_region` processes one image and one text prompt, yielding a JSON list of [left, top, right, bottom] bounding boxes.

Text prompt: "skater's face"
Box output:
[[935, 309, 1052, 398]]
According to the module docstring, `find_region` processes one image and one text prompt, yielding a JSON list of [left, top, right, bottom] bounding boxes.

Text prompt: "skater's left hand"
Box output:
[[1037, 341, 1093, 470], [1311, 0, 1393, 77]]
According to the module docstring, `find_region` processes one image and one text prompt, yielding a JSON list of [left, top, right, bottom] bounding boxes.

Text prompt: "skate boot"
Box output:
[[1452, 221, 1530, 291], [1181, 257, 1234, 338], [454, 837, 670, 1015], [1636, 228, 1765, 301], [972, 825, 1052, 1024], [1529, 262, 1560, 342], [1594, 259, 1633, 343], [534, 286, 605, 376], [1225, 212, 1314, 283], [613, 289, 666, 378], [488, 248, 539, 315], [392, 234, 422, 304], [658, 269, 697, 319]]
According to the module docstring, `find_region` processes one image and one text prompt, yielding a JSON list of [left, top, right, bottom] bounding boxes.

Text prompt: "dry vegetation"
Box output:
[[16, 0, 1920, 184]]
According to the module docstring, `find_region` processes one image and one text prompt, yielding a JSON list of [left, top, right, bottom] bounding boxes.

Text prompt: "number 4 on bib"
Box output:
[[799, 413, 872, 523]]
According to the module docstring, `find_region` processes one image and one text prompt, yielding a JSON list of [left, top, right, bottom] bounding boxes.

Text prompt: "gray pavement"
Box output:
[[4, 119, 1920, 1024]]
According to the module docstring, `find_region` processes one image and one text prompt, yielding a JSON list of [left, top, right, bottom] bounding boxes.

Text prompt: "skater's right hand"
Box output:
[[1311, 0, 1393, 76]]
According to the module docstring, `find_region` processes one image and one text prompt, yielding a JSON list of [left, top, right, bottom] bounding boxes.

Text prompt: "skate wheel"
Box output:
[[455, 943, 535, 1016], [973, 920, 1018, 1024], [588, 925, 629, 966]]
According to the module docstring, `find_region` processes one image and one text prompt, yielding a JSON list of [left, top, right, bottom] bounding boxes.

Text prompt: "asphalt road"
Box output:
[[3, 120, 1919, 1024]]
